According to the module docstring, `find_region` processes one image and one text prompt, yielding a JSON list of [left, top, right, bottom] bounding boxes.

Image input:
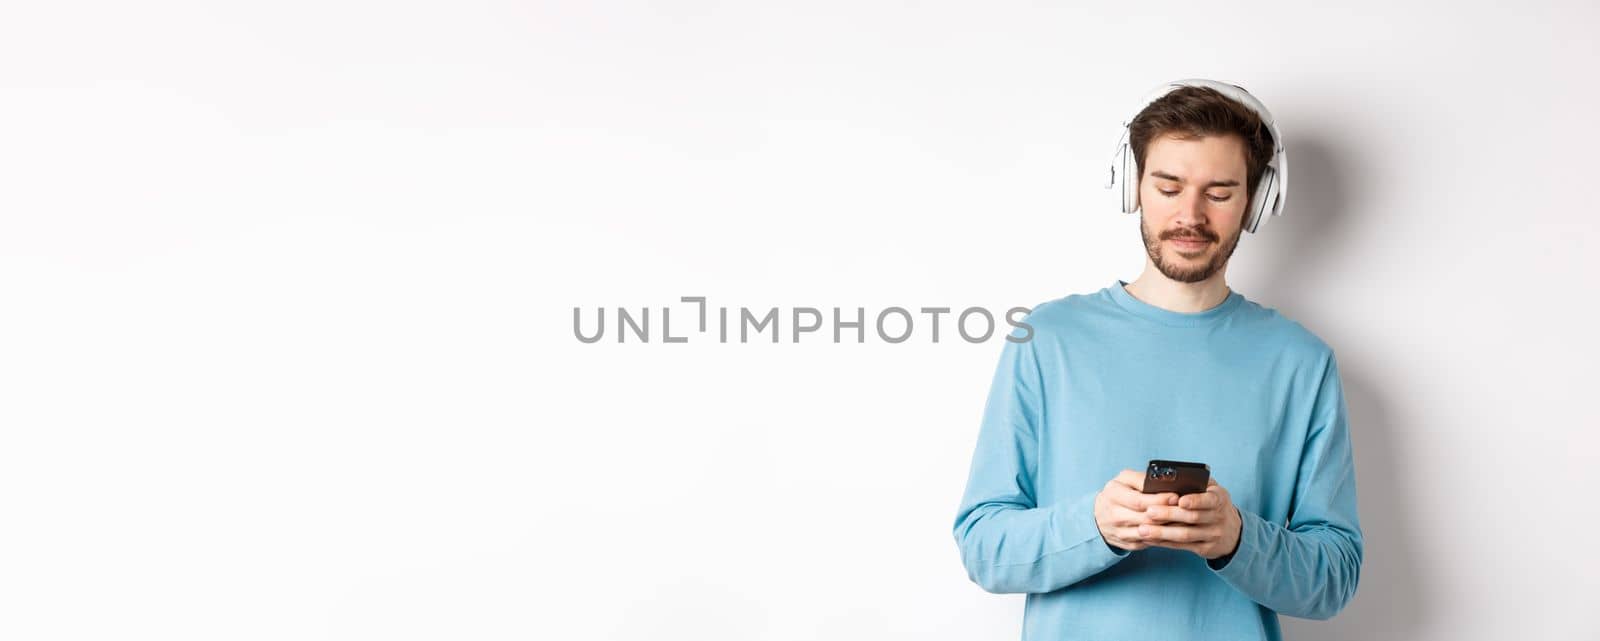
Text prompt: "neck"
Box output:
[[1124, 267, 1232, 313]]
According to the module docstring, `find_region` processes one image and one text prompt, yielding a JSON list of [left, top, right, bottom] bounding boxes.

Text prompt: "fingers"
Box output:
[[1096, 480, 1160, 552], [1105, 501, 1178, 525], [1109, 504, 1154, 527], [1137, 523, 1219, 544], [1138, 524, 1187, 542], [1179, 482, 1229, 511], [1107, 524, 1145, 543], [1113, 469, 1145, 492], [1103, 473, 1231, 553], [1106, 537, 1150, 552], [1113, 487, 1177, 511], [1104, 472, 1145, 509], [1115, 502, 1215, 527], [1107, 470, 1182, 509], [1178, 490, 1221, 511], [1096, 498, 1151, 552], [1143, 504, 1214, 525]]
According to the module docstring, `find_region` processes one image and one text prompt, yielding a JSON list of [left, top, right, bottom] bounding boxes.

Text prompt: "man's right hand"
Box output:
[[1094, 469, 1180, 552]]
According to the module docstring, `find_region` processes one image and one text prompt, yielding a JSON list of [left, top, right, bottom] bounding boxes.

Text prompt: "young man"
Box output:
[[951, 84, 1363, 641]]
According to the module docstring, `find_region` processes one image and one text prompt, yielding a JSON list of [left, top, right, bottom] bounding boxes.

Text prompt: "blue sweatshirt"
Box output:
[[952, 280, 1363, 640]]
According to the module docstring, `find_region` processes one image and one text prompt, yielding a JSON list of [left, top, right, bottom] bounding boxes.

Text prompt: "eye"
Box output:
[[1157, 189, 1232, 203]]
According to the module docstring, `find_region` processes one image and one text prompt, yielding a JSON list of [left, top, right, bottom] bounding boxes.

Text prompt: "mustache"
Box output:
[[1161, 229, 1217, 242]]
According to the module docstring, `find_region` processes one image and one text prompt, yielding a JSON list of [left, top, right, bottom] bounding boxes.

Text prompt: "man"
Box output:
[[951, 82, 1363, 641]]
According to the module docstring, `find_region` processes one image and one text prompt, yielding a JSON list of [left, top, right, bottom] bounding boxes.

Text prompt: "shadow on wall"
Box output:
[[1283, 369, 1426, 640], [1250, 136, 1429, 639]]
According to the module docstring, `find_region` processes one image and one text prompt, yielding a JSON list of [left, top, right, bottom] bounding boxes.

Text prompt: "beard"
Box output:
[[1139, 213, 1244, 284]]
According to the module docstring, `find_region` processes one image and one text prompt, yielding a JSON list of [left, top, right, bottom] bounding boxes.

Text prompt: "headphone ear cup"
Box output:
[[1122, 143, 1139, 214], [1246, 166, 1277, 233], [1110, 144, 1128, 213]]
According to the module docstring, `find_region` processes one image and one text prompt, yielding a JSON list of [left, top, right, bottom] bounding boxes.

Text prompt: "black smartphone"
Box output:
[[1142, 459, 1210, 495]]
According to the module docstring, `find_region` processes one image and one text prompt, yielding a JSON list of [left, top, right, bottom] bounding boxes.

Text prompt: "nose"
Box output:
[[1171, 190, 1209, 229]]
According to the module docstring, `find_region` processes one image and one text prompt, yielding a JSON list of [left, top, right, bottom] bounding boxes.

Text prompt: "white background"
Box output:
[[2, 1, 1596, 639]]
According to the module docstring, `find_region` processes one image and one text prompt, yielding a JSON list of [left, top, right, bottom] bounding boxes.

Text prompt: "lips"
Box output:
[[1168, 238, 1211, 249]]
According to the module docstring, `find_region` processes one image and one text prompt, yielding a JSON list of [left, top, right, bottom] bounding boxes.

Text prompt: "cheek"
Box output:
[[1223, 195, 1250, 216], [1138, 193, 1171, 220], [1201, 199, 1245, 227]]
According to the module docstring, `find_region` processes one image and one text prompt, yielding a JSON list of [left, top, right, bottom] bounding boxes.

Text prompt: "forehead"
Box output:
[[1143, 133, 1247, 184]]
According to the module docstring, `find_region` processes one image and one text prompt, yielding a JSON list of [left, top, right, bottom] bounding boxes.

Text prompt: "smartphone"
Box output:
[[1142, 459, 1210, 495]]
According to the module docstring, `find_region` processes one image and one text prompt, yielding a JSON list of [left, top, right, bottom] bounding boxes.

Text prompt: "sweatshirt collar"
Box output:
[[1108, 279, 1244, 328]]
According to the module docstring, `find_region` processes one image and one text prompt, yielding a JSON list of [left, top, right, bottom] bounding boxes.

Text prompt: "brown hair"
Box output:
[[1129, 85, 1275, 202]]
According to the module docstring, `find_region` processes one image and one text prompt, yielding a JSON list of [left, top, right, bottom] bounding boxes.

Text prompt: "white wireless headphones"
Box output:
[[1104, 78, 1288, 234]]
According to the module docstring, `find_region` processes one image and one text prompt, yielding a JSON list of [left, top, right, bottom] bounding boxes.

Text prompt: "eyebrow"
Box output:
[[1150, 171, 1240, 189]]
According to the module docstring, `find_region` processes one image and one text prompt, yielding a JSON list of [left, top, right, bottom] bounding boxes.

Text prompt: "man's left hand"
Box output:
[[1137, 478, 1243, 561]]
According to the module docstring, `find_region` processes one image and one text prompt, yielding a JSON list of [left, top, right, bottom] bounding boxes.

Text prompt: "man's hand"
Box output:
[[1137, 477, 1241, 560], [1093, 470, 1179, 552], [1094, 470, 1243, 560]]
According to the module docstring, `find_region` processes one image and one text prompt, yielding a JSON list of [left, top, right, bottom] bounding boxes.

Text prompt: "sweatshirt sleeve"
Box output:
[[1208, 350, 1365, 619], [952, 334, 1130, 594]]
